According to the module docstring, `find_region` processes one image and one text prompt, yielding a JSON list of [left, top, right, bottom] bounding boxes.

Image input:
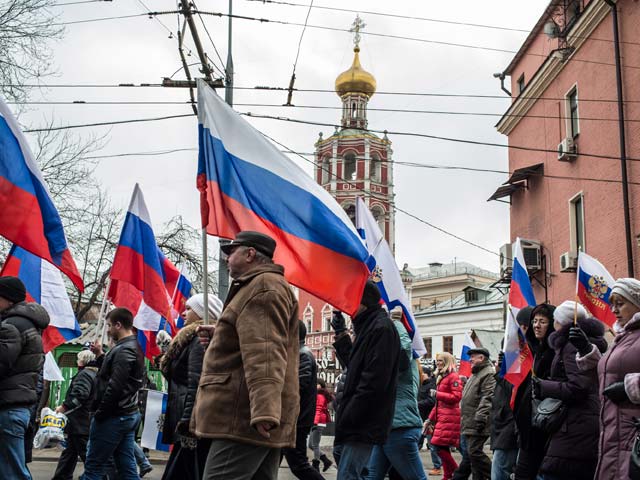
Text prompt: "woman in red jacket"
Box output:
[[309, 379, 334, 472], [425, 352, 463, 480]]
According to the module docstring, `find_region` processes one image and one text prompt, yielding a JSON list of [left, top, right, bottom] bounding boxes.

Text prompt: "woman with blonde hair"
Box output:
[[424, 352, 463, 480]]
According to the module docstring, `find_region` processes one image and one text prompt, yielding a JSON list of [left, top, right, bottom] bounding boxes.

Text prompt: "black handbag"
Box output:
[[630, 417, 640, 479], [531, 397, 567, 434]]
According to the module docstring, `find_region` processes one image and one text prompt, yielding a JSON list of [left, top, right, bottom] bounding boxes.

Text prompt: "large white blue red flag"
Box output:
[[355, 198, 426, 355], [196, 80, 370, 315], [0, 98, 84, 291], [108, 185, 183, 358], [501, 237, 535, 408], [1, 245, 81, 352], [576, 252, 616, 327], [458, 332, 476, 378]]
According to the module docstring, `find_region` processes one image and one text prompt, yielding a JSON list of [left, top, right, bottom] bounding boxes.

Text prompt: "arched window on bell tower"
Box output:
[[371, 153, 382, 182], [343, 152, 356, 180], [321, 156, 331, 184], [343, 202, 356, 226], [371, 205, 386, 238]]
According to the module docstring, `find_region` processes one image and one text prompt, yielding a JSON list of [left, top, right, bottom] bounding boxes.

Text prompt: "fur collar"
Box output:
[[160, 322, 200, 377]]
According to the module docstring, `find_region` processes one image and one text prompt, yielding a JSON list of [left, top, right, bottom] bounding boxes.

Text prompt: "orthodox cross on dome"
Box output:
[[350, 15, 366, 49]]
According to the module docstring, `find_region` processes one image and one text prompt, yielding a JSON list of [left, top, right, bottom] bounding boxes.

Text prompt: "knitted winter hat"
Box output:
[[516, 305, 533, 326], [610, 278, 640, 309], [186, 293, 224, 321], [0, 276, 26, 303], [553, 300, 588, 327], [360, 280, 382, 307]]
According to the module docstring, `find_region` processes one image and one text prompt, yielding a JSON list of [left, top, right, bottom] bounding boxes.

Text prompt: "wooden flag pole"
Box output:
[[96, 277, 111, 343], [573, 296, 579, 326], [202, 228, 210, 325]]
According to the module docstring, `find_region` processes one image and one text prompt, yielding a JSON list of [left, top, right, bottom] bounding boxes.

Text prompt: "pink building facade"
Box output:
[[493, 0, 640, 303]]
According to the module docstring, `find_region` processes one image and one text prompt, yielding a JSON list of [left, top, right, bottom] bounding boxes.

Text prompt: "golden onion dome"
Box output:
[[335, 47, 376, 98]]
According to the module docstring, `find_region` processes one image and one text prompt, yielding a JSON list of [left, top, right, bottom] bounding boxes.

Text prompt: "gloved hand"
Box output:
[[568, 327, 592, 356], [497, 351, 505, 372], [531, 376, 543, 398], [331, 311, 347, 335], [176, 420, 191, 435], [603, 381, 629, 404]]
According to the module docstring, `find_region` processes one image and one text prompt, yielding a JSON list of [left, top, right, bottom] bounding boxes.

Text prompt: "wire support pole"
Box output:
[[180, 1, 214, 82]]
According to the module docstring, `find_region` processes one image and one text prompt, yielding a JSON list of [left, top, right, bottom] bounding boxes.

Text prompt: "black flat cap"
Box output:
[[467, 347, 490, 358], [221, 231, 277, 258]]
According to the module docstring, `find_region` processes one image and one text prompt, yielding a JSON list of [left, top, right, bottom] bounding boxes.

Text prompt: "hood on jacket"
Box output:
[[525, 303, 556, 353], [352, 304, 384, 335], [548, 316, 608, 353], [1, 302, 50, 330]]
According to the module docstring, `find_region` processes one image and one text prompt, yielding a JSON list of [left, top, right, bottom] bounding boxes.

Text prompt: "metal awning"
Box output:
[[505, 163, 544, 184], [487, 183, 523, 202]]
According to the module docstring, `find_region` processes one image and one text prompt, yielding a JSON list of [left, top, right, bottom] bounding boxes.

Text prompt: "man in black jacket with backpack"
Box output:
[[80, 307, 145, 480]]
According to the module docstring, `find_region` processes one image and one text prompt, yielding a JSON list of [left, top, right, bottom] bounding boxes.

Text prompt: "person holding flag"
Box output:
[[530, 301, 606, 480], [0, 276, 50, 479]]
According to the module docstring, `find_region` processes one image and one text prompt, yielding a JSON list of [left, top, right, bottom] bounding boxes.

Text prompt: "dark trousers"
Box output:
[[52, 434, 88, 480], [282, 427, 325, 480], [452, 435, 491, 480], [203, 438, 281, 480], [514, 446, 546, 480]]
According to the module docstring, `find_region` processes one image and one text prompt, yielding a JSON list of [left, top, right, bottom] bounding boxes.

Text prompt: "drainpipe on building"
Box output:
[[604, 0, 634, 276]]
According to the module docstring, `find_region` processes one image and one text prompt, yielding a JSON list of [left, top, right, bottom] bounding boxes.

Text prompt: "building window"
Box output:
[[517, 74, 525, 94], [303, 303, 314, 332], [566, 86, 579, 138], [343, 152, 356, 180], [321, 304, 332, 332], [423, 337, 432, 358], [569, 192, 585, 253], [465, 289, 478, 303], [320, 156, 330, 184], [371, 206, 385, 236], [343, 203, 356, 225], [371, 153, 382, 181], [443, 336, 453, 354]]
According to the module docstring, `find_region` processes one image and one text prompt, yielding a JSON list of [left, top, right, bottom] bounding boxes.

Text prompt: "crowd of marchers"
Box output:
[[0, 230, 638, 480]]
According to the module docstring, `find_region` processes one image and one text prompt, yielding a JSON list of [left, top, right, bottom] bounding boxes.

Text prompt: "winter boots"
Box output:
[[320, 454, 333, 472]]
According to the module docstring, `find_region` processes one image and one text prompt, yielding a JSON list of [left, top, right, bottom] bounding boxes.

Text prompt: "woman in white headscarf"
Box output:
[[160, 293, 224, 480], [570, 278, 640, 480]]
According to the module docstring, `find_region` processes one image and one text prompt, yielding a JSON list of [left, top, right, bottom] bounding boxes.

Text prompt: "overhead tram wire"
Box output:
[[246, 0, 640, 47], [283, 0, 314, 105], [11, 99, 640, 124], [262, 131, 501, 257], [136, 0, 175, 37], [53, 10, 640, 71], [7, 82, 640, 105]]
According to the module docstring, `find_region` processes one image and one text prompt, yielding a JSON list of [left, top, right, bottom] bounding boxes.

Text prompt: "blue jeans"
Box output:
[[80, 412, 141, 480], [364, 427, 427, 480], [426, 434, 442, 469], [491, 448, 517, 480], [0, 407, 31, 480], [337, 442, 373, 480], [459, 433, 468, 460], [133, 442, 151, 470]]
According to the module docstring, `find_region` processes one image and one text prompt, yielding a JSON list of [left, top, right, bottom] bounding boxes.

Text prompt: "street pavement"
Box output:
[[29, 440, 462, 479]]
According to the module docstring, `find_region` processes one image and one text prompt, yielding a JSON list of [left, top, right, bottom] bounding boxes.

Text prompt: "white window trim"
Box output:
[[569, 191, 586, 253], [321, 304, 332, 332], [565, 83, 580, 139]]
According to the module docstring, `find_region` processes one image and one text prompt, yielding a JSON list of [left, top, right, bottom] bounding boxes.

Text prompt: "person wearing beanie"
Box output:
[[330, 280, 402, 480], [282, 320, 325, 479], [569, 277, 640, 480], [530, 300, 607, 480], [192, 231, 299, 480], [515, 305, 534, 334], [0, 276, 50, 479], [159, 293, 223, 479]]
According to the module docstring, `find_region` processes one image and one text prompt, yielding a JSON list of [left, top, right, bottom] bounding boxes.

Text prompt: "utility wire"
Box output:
[[23, 113, 194, 132], [50, 0, 104, 5], [136, 0, 174, 37], [292, 0, 313, 72], [11, 99, 638, 124], [6, 83, 640, 105]]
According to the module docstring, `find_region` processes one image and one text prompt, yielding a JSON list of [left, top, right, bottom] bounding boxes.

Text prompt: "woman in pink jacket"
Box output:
[[308, 379, 334, 472], [571, 278, 640, 480]]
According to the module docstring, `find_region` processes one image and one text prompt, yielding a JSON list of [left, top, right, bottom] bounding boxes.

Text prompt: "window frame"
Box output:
[[423, 337, 432, 359], [565, 85, 580, 139], [443, 336, 453, 354], [569, 191, 586, 253], [321, 304, 332, 332], [517, 74, 526, 94], [343, 152, 357, 181]]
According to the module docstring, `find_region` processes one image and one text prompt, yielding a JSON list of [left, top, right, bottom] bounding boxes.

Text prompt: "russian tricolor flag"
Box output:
[[576, 252, 617, 327], [0, 97, 84, 291], [108, 185, 183, 358], [501, 238, 535, 408], [355, 197, 426, 356], [196, 80, 370, 315], [1, 245, 81, 352], [172, 269, 192, 330], [458, 332, 475, 378]]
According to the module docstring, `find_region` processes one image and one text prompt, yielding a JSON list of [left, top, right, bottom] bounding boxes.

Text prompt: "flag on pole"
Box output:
[[108, 185, 183, 358], [196, 80, 370, 315], [0, 98, 84, 291], [43, 352, 64, 382], [141, 390, 171, 452], [458, 332, 476, 378], [1, 245, 81, 352], [172, 268, 192, 329], [576, 252, 617, 327], [501, 238, 535, 408], [355, 197, 426, 356]]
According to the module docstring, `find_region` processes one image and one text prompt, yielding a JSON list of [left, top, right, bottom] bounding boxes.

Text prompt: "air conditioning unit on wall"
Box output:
[[558, 137, 578, 161], [560, 251, 578, 272], [499, 240, 542, 275], [499, 243, 512, 278]]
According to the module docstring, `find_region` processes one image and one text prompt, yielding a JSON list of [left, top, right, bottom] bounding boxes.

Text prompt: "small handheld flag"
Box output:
[[576, 252, 616, 327], [458, 332, 476, 378]]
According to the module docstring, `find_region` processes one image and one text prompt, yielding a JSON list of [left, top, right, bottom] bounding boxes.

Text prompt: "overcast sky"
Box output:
[[19, 0, 551, 273]]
